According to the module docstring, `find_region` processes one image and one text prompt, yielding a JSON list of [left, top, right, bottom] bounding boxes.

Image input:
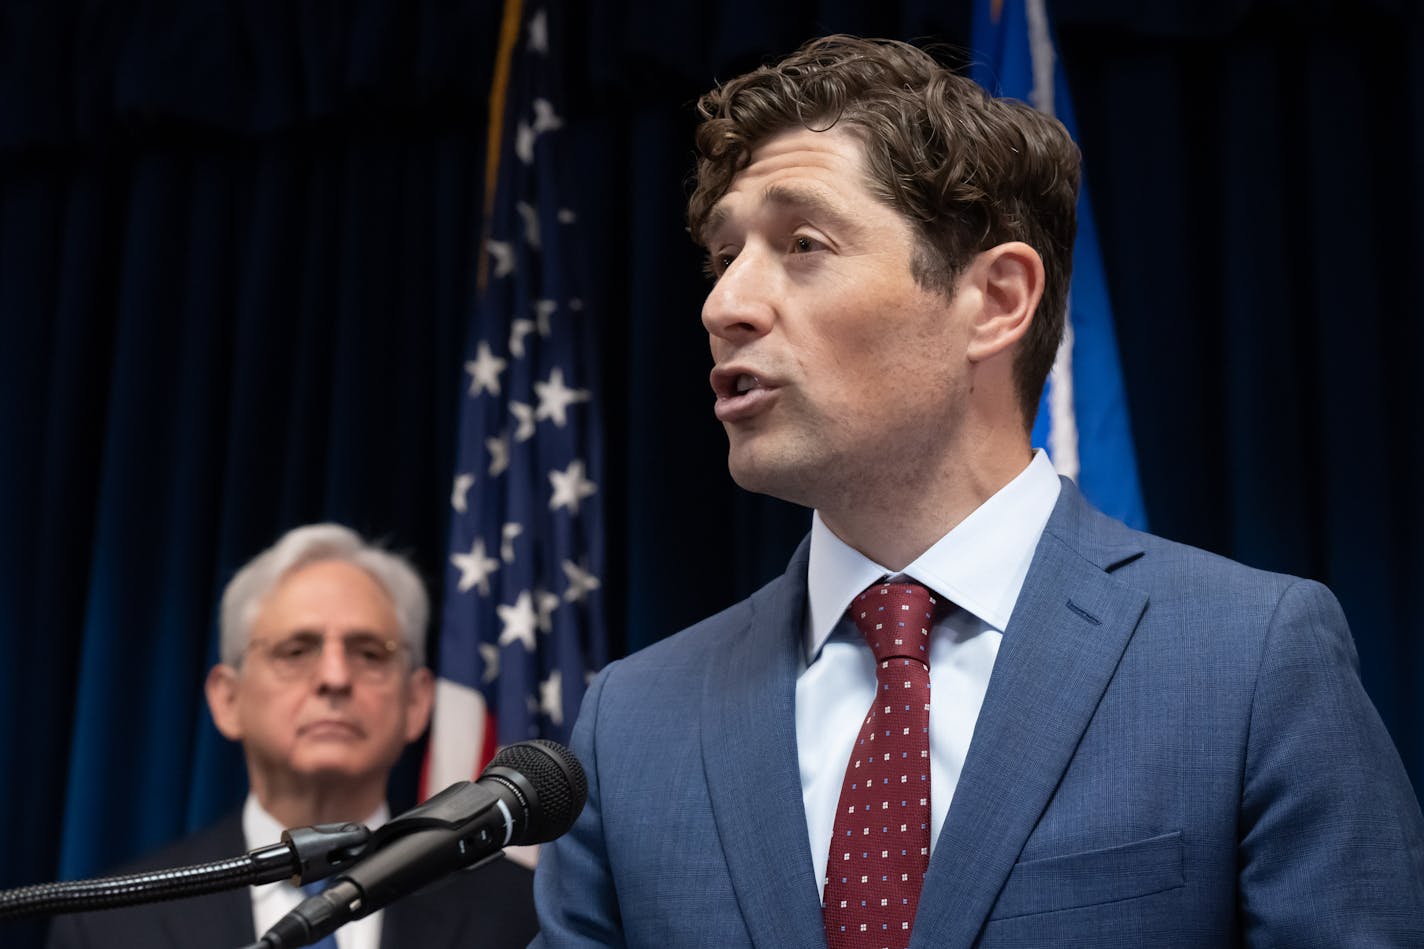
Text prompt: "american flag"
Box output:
[[423, 0, 606, 796]]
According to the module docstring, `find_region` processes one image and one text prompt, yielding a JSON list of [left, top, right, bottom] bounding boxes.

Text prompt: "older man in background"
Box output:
[[47, 523, 538, 949]]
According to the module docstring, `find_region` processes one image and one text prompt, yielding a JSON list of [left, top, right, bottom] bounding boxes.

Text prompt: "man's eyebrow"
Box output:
[[699, 182, 862, 247], [760, 183, 859, 234]]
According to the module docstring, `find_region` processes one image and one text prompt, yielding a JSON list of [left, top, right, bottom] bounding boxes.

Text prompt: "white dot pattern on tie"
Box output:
[[822, 582, 938, 949]]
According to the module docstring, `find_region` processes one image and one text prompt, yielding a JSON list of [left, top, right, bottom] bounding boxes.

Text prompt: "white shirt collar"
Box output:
[[805, 449, 1062, 661]]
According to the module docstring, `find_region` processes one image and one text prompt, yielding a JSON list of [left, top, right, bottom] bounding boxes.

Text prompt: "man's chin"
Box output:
[[726, 449, 816, 507]]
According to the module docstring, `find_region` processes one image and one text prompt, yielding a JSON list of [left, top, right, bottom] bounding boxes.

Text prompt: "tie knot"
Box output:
[[847, 581, 939, 665]]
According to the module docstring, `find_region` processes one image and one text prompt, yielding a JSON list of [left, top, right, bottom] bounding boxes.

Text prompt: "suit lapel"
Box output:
[[910, 483, 1148, 949], [702, 539, 828, 949]]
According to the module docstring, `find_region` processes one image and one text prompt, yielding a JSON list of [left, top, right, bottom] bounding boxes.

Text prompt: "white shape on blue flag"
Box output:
[[451, 472, 475, 513], [450, 538, 499, 596], [534, 589, 560, 633], [516, 201, 541, 249], [539, 669, 564, 726], [509, 319, 535, 358], [533, 299, 556, 336], [500, 522, 523, 563], [561, 559, 601, 603], [510, 401, 537, 442], [515, 100, 564, 166], [479, 642, 500, 684], [534, 368, 590, 427], [465, 341, 507, 396], [497, 591, 539, 651], [527, 9, 549, 55], [549, 460, 597, 515], [485, 432, 510, 476], [486, 239, 515, 278]]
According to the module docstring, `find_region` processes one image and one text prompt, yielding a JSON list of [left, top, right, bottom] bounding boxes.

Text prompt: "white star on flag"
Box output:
[[534, 588, 560, 633], [509, 319, 536, 358], [423, 2, 606, 798], [510, 401, 536, 442], [533, 299, 556, 336], [527, 8, 549, 54], [465, 342, 507, 396], [539, 669, 563, 726], [535, 368, 590, 427], [549, 460, 596, 514], [497, 592, 539, 651], [561, 559, 601, 603], [486, 239, 515, 278], [486, 433, 510, 476], [451, 539, 499, 596], [500, 522, 524, 563], [516, 201, 541, 249], [515, 99, 565, 164], [479, 642, 500, 684], [451, 473, 475, 513]]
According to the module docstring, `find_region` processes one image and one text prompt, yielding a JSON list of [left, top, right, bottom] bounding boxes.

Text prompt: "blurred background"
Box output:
[[1, 1, 1421, 944]]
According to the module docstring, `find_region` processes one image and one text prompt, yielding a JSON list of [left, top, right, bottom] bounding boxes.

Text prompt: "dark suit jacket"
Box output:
[[533, 480, 1424, 947], [45, 810, 539, 949]]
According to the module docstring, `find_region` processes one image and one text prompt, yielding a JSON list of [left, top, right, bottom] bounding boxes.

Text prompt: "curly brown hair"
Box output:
[[687, 35, 1081, 428]]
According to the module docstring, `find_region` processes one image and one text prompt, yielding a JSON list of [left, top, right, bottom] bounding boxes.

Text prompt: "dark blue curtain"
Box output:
[[1, 2, 1421, 947]]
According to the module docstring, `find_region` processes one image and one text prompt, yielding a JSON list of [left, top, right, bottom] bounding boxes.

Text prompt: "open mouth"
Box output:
[[711, 367, 779, 422]]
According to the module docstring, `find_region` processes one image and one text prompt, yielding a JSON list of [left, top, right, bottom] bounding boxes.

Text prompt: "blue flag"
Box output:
[[973, 0, 1148, 529], [424, 0, 606, 794]]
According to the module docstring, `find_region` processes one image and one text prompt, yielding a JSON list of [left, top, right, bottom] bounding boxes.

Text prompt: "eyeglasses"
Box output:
[[244, 632, 409, 683]]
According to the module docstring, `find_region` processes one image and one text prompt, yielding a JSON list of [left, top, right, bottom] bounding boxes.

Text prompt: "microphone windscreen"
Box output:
[[485, 739, 588, 843]]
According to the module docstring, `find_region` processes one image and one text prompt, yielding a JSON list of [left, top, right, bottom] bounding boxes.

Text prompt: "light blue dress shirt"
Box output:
[[797, 450, 1061, 898]]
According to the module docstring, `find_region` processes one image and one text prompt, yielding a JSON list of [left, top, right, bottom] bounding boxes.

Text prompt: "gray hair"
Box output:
[[219, 523, 429, 668]]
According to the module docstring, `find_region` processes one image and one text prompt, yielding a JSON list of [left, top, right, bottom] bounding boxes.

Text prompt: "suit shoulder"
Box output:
[[1120, 527, 1311, 608], [115, 812, 246, 872]]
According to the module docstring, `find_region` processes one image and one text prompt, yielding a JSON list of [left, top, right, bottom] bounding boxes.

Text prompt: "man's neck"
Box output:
[[819, 441, 1034, 571], [250, 774, 387, 829]]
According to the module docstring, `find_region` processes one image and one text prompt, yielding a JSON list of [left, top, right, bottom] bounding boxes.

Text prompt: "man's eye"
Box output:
[[275, 639, 317, 660], [703, 253, 735, 280], [791, 236, 818, 253]]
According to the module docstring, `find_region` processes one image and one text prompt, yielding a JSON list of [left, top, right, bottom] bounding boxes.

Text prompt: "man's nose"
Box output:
[[315, 639, 354, 691], [701, 252, 775, 343]]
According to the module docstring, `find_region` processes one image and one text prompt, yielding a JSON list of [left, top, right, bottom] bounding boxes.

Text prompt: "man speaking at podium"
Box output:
[[47, 524, 538, 949], [532, 35, 1424, 947]]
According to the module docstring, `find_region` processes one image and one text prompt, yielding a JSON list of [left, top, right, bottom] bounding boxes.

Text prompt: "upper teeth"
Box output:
[[736, 375, 759, 393]]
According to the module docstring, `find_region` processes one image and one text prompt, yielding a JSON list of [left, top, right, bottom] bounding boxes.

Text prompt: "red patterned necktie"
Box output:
[[823, 581, 940, 949]]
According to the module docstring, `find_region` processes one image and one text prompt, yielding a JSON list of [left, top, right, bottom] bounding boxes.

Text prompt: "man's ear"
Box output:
[[403, 666, 436, 743], [205, 664, 245, 741], [965, 241, 1044, 363]]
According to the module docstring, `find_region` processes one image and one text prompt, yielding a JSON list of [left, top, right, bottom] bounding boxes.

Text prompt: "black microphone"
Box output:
[[255, 739, 586, 949]]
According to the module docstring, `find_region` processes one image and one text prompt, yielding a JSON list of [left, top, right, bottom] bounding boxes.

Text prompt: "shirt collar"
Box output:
[[804, 449, 1061, 662]]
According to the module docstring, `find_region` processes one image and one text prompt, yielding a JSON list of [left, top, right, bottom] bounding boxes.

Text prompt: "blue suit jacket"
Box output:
[[534, 481, 1424, 947]]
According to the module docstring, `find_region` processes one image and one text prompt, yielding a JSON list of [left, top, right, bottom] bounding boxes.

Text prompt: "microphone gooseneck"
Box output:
[[254, 739, 587, 949]]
